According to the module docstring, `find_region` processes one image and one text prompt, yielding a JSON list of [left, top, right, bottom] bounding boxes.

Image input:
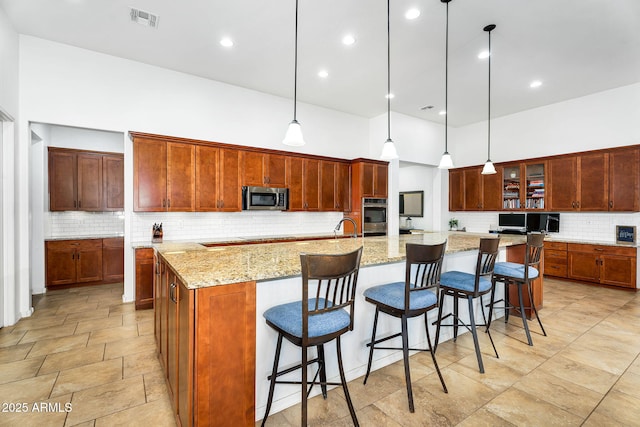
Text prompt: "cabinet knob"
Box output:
[[167, 199, 171, 208], [74, 200, 77, 208], [609, 200, 613, 208], [78, 200, 81, 208], [162, 199, 166, 208]]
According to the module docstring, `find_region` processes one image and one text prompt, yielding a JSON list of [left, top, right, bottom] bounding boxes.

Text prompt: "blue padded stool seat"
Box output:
[[264, 298, 350, 339], [440, 271, 492, 293], [364, 282, 438, 311], [494, 262, 539, 279]]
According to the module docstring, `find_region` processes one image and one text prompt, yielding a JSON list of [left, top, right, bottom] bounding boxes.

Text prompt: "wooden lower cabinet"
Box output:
[[156, 257, 256, 426], [102, 237, 124, 282], [45, 239, 104, 287], [543, 241, 568, 278], [567, 243, 637, 289], [135, 248, 155, 310]]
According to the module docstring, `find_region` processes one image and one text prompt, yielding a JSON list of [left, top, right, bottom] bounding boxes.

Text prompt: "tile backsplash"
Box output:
[[46, 211, 125, 238], [450, 211, 640, 244]]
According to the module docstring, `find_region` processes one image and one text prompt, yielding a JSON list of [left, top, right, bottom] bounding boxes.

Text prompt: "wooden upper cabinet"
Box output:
[[448, 169, 464, 211], [373, 164, 388, 197], [336, 162, 351, 212], [217, 148, 242, 211], [103, 155, 124, 211], [243, 152, 287, 188], [609, 148, 639, 211], [303, 159, 320, 211], [286, 157, 304, 211], [134, 138, 167, 211], [49, 150, 77, 211], [195, 145, 219, 211], [482, 167, 503, 211], [166, 142, 196, 211], [463, 168, 482, 211], [320, 161, 337, 211], [548, 156, 578, 211], [49, 148, 123, 212], [351, 159, 388, 202], [577, 152, 609, 211]]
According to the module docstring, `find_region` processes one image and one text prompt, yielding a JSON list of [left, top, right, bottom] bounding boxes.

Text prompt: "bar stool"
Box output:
[[362, 242, 448, 413], [434, 237, 500, 374], [261, 247, 363, 427], [488, 233, 547, 346]]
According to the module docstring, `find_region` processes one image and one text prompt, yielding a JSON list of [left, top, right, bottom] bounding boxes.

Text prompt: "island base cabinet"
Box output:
[[156, 261, 256, 427]]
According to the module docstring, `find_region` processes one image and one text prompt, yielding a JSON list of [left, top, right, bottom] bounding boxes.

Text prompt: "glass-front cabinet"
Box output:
[[502, 165, 522, 209], [525, 162, 545, 209]]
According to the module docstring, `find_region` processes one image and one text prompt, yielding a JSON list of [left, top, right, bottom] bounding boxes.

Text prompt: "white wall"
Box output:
[[398, 163, 436, 231]]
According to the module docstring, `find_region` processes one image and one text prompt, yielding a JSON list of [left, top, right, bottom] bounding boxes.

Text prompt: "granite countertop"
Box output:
[[158, 232, 527, 290], [46, 234, 124, 241]]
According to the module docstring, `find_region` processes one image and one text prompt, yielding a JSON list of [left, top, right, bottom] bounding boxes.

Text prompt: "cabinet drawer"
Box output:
[[544, 241, 567, 251], [102, 237, 124, 248], [136, 247, 154, 261], [77, 239, 103, 250], [544, 263, 567, 278], [545, 249, 567, 262], [568, 243, 637, 257]]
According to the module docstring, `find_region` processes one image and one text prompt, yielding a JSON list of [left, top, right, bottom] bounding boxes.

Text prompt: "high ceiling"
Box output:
[[2, 0, 639, 126]]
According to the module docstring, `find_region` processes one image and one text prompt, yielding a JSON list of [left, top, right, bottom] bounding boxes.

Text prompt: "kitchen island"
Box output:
[[152, 232, 528, 426]]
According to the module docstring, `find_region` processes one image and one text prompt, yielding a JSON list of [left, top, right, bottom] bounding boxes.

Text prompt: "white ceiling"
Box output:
[[2, 0, 639, 126]]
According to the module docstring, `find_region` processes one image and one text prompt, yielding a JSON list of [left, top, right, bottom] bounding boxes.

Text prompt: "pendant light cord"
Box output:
[[487, 28, 491, 160], [293, 0, 299, 121], [444, 1, 449, 152], [387, 0, 391, 141]]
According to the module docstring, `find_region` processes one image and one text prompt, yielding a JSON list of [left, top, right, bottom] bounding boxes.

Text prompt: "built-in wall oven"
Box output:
[[362, 197, 387, 236]]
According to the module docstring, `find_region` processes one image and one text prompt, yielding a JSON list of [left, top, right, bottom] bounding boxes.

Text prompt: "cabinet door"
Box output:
[[482, 167, 502, 211], [463, 168, 482, 211], [167, 271, 179, 406], [578, 152, 608, 211], [502, 164, 522, 210], [195, 146, 219, 211], [218, 148, 243, 211], [158, 260, 169, 370], [49, 150, 77, 211], [303, 159, 320, 210], [549, 156, 578, 211], [287, 157, 304, 211], [543, 249, 568, 278], [374, 164, 388, 197], [360, 163, 375, 197], [609, 148, 639, 211], [266, 154, 287, 187], [600, 254, 637, 288], [45, 241, 77, 286], [102, 238, 124, 282], [320, 161, 337, 211], [76, 240, 103, 283], [154, 255, 164, 360], [178, 281, 194, 427], [242, 151, 266, 187], [568, 251, 599, 282], [77, 153, 103, 211], [336, 163, 351, 212], [135, 248, 155, 310], [166, 142, 195, 212], [448, 169, 464, 211], [134, 138, 167, 211], [103, 155, 124, 211]]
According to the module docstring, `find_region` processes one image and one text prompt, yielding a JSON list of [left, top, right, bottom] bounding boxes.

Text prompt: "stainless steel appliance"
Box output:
[[242, 186, 288, 211], [362, 197, 387, 236]]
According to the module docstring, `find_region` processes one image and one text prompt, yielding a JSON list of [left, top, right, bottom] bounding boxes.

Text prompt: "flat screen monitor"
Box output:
[[498, 213, 526, 228], [527, 213, 560, 233], [399, 191, 424, 217]]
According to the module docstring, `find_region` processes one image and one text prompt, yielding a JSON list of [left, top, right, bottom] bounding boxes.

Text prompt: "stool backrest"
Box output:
[[405, 241, 447, 311], [524, 233, 545, 280], [300, 247, 363, 339], [473, 238, 501, 296]]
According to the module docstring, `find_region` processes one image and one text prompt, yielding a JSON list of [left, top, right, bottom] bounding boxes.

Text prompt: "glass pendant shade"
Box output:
[[481, 160, 496, 175], [438, 152, 454, 169], [282, 119, 305, 146], [380, 138, 399, 160]]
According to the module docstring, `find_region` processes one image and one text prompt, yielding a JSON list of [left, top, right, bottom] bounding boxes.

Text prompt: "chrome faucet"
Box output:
[[334, 217, 358, 238]]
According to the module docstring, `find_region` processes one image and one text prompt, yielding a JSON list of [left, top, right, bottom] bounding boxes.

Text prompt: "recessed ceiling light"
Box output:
[[477, 50, 490, 59], [439, 110, 446, 115], [405, 8, 420, 20], [342, 34, 356, 46], [318, 70, 329, 78], [220, 37, 234, 47], [385, 93, 395, 99], [530, 80, 543, 88]]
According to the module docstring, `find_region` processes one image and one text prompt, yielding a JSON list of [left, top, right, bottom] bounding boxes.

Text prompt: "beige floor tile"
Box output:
[[0, 342, 34, 363], [39, 343, 106, 375], [55, 301, 98, 315], [104, 334, 156, 360], [137, 320, 154, 336], [512, 369, 604, 418], [328, 404, 403, 427], [259, 411, 295, 427], [123, 349, 162, 378], [51, 357, 123, 396], [74, 315, 123, 334], [106, 303, 136, 315], [0, 372, 57, 402], [0, 393, 71, 427], [340, 370, 403, 410], [27, 333, 90, 358], [484, 387, 584, 426], [0, 356, 45, 384], [143, 370, 170, 403], [447, 352, 524, 392], [557, 343, 635, 376], [457, 408, 516, 427], [19, 323, 78, 344], [612, 371, 640, 400], [122, 309, 154, 325], [0, 330, 26, 348], [87, 324, 139, 346], [65, 376, 146, 425], [583, 389, 640, 427], [279, 388, 351, 426], [11, 314, 68, 332], [94, 394, 176, 427], [538, 354, 619, 394], [64, 308, 110, 323]]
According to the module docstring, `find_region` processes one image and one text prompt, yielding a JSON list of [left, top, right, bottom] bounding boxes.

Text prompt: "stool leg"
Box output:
[[401, 314, 415, 412], [504, 281, 511, 323], [261, 333, 283, 427], [486, 278, 497, 333], [453, 294, 460, 342], [301, 345, 308, 427], [317, 344, 327, 398], [424, 312, 448, 394], [336, 336, 359, 426], [517, 283, 533, 346], [467, 296, 485, 374], [528, 280, 547, 337], [434, 289, 445, 353], [363, 308, 380, 385]]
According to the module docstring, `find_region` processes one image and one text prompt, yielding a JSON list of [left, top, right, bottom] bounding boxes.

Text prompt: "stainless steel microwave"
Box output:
[[242, 186, 288, 211]]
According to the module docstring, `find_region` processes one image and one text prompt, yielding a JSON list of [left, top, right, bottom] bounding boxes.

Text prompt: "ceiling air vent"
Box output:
[[130, 7, 159, 29]]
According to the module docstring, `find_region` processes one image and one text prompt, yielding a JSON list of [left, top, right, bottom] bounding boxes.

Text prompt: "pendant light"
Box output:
[[282, 0, 305, 146], [380, 0, 399, 160], [481, 24, 497, 175], [437, 0, 454, 169]]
